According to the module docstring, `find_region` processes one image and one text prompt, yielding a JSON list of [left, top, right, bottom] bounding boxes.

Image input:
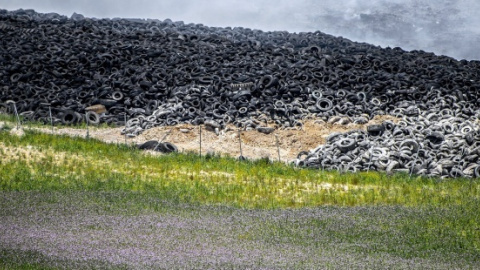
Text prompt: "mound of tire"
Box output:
[[296, 109, 480, 178], [1, 9, 480, 177]]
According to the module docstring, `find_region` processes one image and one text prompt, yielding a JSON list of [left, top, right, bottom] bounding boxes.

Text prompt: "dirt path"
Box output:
[[4, 115, 397, 162]]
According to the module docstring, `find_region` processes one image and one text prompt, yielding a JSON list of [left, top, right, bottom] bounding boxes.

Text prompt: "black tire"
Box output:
[[256, 126, 275, 134], [311, 90, 322, 100], [383, 121, 396, 131], [386, 160, 400, 173], [450, 167, 464, 178], [425, 131, 444, 144], [19, 111, 35, 121], [315, 98, 333, 111], [297, 160, 306, 167], [205, 120, 221, 129], [138, 140, 160, 150], [85, 111, 100, 125], [238, 107, 248, 115], [95, 99, 117, 107], [61, 110, 79, 125], [111, 91, 124, 101], [474, 166, 480, 178], [326, 132, 343, 143], [238, 155, 247, 161], [146, 100, 159, 113], [158, 142, 178, 153], [297, 150, 309, 159], [367, 124, 385, 136], [232, 90, 252, 101], [400, 139, 419, 153], [259, 75, 278, 89], [336, 138, 357, 153]]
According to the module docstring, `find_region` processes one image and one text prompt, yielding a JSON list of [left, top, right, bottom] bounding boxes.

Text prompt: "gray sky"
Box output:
[[1, 0, 479, 60]]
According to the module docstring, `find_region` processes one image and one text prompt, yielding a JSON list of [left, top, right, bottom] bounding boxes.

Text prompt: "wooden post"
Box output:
[[366, 135, 372, 172], [124, 111, 127, 145], [85, 113, 89, 139], [13, 103, 21, 129], [199, 125, 202, 158], [238, 130, 243, 157], [49, 106, 54, 133], [410, 143, 421, 178], [275, 134, 281, 163]]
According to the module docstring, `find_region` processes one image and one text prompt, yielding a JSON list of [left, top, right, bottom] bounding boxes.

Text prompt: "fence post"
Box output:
[[321, 150, 325, 172], [410, 143, 421, 178], [13, 103, 21, 129], [275, 134, 281, 163], [366, 135, 372, 172], [49, 106, 54, 133], [238, 130, 243, 157], [199, 125, 202, 158], [124, 110, 127, 145], [85, 113, 89, 139]]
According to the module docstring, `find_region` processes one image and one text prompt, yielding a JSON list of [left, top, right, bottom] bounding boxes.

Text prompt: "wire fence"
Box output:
[[1, 108, 288, 164], [1, 108, 434, 178]]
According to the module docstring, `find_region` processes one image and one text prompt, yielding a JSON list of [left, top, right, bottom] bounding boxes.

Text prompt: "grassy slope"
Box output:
[[0, 124, 479, 269]]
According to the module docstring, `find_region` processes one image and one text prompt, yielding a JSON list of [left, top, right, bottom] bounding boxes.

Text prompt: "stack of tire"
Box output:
[[296, 109, 480, 178]]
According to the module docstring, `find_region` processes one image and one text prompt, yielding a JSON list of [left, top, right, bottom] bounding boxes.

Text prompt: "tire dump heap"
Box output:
[[1, 9, 480, 178]]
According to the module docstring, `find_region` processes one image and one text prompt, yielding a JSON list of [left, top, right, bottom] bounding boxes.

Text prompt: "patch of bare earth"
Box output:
[[4, 115, 398, 162]]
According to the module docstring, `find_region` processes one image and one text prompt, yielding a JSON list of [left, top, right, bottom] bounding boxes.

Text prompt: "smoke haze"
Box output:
[[1, 0, 479, 60]]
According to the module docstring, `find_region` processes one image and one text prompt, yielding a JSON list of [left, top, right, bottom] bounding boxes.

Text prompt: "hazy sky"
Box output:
[[1, 0, 479, 60]]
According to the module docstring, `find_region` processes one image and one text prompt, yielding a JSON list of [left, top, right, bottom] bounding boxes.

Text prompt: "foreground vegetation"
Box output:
[[1, 191, 479, 269], [1, 123, 479, 269], [1, 126, 479, 208]]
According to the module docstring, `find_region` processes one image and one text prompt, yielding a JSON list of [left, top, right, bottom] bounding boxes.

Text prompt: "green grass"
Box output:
[[0, 249, 60, 270], [0, 128, 479, 209], [0, 113, 17, 123]]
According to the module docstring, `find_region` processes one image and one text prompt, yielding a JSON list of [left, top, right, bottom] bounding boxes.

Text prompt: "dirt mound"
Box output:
[[22, 115, 398, 162]]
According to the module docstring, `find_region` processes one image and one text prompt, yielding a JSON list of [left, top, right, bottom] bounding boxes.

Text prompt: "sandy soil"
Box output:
[[2, 115, 397, 162]]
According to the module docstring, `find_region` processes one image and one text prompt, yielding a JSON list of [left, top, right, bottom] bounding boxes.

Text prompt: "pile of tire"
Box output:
[[296, 108, 480, 178], [1, 9, 480, 177]]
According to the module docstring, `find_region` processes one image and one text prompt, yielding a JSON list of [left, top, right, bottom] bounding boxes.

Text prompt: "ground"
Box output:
[[7, 115, 398, 162]]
